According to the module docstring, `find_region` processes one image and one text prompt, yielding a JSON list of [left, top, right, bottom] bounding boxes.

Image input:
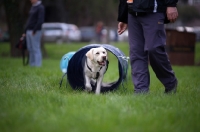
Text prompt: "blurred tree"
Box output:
[[180, 0, 188, 3], [177, 5, 200, 25], [64, 0, 118, 26], [1, 0, 119, 57], [3, 0, 29, 57], [43, 0, 67, 22]]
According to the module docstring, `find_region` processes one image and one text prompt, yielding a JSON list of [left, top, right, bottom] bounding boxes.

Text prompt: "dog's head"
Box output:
[[86, 47, 108, 66]]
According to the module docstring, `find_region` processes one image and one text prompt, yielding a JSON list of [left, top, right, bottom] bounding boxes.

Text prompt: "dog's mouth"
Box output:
[[97, 60, 106, 66]]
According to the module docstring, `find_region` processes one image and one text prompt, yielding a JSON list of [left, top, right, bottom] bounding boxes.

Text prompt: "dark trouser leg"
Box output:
[[128, 12, 177, 93], [128, 14, 150, 93], [141, 13, 177, 89], [148, 46, 177, 89]]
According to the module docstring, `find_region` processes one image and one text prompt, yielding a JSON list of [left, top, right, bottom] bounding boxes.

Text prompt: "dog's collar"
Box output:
[[86, 60, 102, 79]]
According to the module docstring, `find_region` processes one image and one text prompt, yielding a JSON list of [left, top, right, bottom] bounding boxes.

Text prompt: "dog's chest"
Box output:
[[86, 68, 102, 79], [84, 58, 107, 79], [91, 71, 99, 79]]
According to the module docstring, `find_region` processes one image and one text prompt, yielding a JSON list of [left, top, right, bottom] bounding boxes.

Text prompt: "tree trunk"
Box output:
[[3, 0, 25, 57]]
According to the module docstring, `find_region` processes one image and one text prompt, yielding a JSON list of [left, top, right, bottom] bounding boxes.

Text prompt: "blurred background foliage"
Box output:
[[1, 0, 199, 30], [0, 0, 200, 57]]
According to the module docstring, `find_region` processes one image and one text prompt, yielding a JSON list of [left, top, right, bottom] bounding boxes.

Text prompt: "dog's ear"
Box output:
[[86, 48, 94, 60], [106, 50, 108, 59]]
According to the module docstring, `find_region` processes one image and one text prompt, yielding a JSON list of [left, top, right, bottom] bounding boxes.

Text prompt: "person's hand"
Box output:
[[118, 22, 127, 35], [32, 31, 35, 36], [166, 7, 178, 23], [20, 33, 26, 40]]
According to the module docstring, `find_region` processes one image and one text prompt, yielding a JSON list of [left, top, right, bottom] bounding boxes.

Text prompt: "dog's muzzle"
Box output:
[[97, 56, 107, 66], [97, 60, 106, 66]]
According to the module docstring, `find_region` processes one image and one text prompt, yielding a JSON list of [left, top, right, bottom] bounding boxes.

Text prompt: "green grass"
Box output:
[[0, 42, 200, 132]]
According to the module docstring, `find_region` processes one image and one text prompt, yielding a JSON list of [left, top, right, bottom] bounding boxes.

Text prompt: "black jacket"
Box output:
[[118, 0, 178, 23], [25, 4, 45, 33]]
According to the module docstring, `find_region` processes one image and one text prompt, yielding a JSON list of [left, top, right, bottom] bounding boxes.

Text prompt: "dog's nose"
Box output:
[[102, 56, 106, 60]]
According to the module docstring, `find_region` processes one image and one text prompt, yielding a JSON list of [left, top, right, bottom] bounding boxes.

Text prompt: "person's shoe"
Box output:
[[134, 89, 149, 94], [165, 79, 178, 94]]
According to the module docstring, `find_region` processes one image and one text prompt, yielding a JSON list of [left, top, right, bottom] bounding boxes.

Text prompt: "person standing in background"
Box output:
[[95, 21, 104, 43], [22, 0, 44, 67], [117, 0, 178, 94]]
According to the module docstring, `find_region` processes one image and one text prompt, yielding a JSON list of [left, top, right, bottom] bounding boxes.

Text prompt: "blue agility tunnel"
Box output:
[[60, 51, 76, 73], [62, 44, 129, 93]]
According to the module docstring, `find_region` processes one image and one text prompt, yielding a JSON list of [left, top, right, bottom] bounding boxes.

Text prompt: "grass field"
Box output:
[[0, 42, 200, 132]]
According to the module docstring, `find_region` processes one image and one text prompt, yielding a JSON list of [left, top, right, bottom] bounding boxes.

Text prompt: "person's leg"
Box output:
[[128, 14, 150, 93], [32, 31, 42, 67], [34, 31, 42, 66], [26, 30, 35, 66], [26, 30, 42, 67], [140, 13, 177, 91]]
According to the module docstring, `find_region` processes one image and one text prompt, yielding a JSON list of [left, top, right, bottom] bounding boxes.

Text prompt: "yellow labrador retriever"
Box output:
[[84, 47, 108, 94]]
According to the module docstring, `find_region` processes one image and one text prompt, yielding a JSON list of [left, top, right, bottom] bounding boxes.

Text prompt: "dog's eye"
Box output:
[[103, 52, 105, 54], [96, 52, 99, 55]]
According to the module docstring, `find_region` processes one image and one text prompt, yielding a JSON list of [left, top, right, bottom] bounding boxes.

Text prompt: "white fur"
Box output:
[[84, 47, 108, 94]]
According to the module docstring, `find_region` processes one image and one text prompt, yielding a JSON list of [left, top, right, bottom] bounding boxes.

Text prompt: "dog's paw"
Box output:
[[95, 91, 100, 95], [95, 87, 101, 95], [85, 86, 92, 92]]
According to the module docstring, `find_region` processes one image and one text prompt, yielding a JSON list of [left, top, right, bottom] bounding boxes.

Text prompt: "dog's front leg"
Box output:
[[85, 76, 92, 92], [95, 76, 103, 94]]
